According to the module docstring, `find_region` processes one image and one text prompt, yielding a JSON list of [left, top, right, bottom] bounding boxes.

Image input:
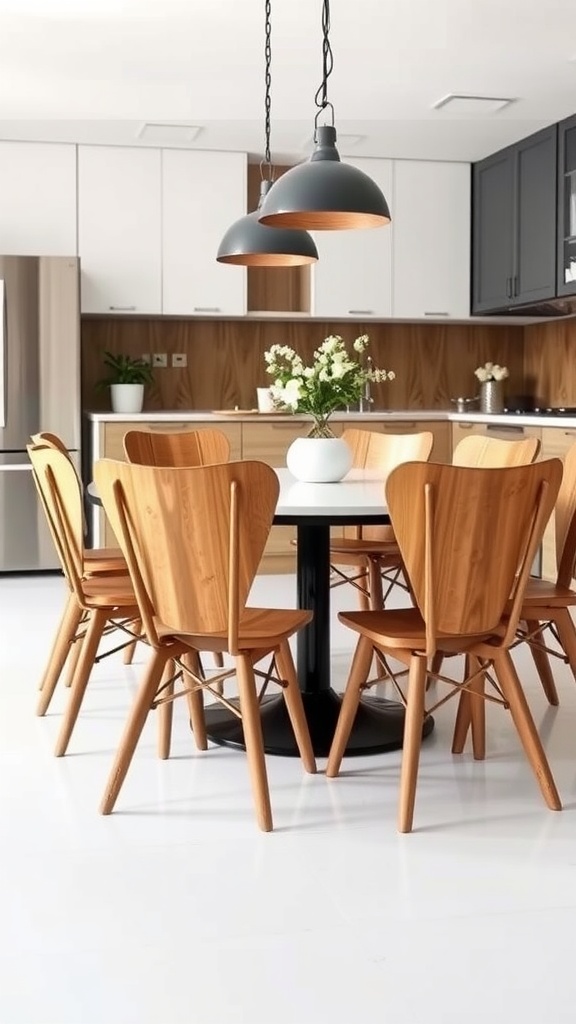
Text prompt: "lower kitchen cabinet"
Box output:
[[451, 420, 542, 453], [540, 426, 576, 581]]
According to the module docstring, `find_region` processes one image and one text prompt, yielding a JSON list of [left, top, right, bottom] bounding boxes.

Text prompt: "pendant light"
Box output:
[[258, 0, 391, 231], [216, 0, 318, 267]]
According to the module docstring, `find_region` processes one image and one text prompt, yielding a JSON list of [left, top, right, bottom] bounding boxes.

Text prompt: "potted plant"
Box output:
[[96, 351, 154, 414]]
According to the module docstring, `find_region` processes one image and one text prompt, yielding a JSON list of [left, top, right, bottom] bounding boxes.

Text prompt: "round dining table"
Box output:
[[203, 467, 435, 758]]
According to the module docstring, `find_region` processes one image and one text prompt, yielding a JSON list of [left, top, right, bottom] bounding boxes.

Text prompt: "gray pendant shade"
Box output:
[[258, 126, 391, 231], [216, 180, 319, 267]]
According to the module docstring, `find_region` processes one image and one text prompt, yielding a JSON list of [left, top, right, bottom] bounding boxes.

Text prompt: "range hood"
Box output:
[[494, 296, 576, 318]]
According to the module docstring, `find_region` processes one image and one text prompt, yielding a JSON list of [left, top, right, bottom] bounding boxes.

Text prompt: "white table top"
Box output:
[[274, 468, 387, 519]]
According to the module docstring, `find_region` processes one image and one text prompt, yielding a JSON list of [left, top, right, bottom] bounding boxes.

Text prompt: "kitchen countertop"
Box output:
[[86, 409, 576, 427]]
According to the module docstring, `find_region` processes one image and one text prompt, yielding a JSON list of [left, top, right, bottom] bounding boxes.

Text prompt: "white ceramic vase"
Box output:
[[110, 383, 145, 414], [286, 436, 353, 483]]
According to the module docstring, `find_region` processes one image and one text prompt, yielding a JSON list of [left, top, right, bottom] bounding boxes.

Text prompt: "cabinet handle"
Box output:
[[348, 309, 374, 315], [109, 305, 136, 311], [563, 430, 576, 436], [194, 306, 221, 313], [505, 278, 512, 299], [487, 425, 524, 434], [424, 311, 449, 317], [513, 276, 519, 297]]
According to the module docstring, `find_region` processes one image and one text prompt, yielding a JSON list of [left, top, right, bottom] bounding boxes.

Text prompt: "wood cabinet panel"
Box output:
[[540, 426, 576, 581]]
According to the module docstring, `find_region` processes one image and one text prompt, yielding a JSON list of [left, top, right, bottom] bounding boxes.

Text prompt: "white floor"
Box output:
[[2, 573, 576, 1024]]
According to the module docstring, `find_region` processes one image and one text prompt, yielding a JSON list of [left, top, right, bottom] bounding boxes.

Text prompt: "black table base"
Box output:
[[203, 689, 434, 759]]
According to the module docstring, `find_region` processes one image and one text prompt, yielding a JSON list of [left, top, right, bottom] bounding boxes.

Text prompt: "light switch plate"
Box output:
[[172, 353, 187, 368], [152, 353, 168, 368]]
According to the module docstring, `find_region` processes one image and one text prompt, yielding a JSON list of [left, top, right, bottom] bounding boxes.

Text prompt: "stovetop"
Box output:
[[504, 407, 576, 416]]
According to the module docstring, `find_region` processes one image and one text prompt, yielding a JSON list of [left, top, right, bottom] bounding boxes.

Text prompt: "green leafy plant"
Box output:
[[96, 351, 154, 388]]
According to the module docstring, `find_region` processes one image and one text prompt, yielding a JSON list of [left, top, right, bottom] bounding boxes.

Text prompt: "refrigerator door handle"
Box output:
[[0, 463, 34, 471]]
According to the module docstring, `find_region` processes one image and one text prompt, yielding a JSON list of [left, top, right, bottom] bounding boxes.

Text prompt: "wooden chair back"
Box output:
[[93, 459, 279, 652], [30, 431, 70, 456], [123, 428, 230, 467], [341, 428, 434, 471], [386, 460, 562, 655], [553, 442, 576, 586], [452, 434, 541, 468], [27, 444, 86, 601]]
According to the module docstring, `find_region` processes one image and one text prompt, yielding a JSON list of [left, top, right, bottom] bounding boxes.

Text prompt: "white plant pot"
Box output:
[[110, 383, 144, 414], [286, 436, 353, 483]]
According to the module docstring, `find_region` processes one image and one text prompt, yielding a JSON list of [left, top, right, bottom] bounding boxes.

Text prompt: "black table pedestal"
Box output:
[[204, 517, 435, 758]]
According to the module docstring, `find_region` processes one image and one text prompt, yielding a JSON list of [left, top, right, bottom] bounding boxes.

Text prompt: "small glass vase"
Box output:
[[307, 415, 335, 438], [479, 380, 504, 414]]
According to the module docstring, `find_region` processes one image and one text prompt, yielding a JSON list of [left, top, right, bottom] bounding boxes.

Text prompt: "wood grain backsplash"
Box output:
[[81, 318, 526, 413], [523, 319, 576, 405]]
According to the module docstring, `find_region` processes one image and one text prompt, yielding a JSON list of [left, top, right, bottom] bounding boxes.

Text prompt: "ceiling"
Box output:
[[1, 0, 576, 164]]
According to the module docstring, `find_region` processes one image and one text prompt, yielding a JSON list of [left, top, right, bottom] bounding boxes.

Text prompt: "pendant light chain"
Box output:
[[313, 0, 334, 130], [263, 0, 273, 176]]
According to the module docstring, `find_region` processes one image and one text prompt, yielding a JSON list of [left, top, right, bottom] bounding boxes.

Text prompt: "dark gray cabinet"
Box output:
[[557, 113, 576, 295], [472, 125, 557, 313]]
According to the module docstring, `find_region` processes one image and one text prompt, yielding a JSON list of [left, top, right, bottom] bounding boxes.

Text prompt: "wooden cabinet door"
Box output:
[[392, 161, 471, 319], [162, 150, 247, 316], [311, 158, 393, 318], [540, 426, 576, 581], [0, 142, 77, 256], [78, 146, 162, 314]]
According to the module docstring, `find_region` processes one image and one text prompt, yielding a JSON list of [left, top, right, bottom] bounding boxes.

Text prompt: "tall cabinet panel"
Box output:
[[472, 125, 557, 313], [0, 141, 77, 256], [162, 150, 247, 316], [311, 158, 393, 318], [557, 112, 576, 296], [392, 160, 471, 318], [78, 146, 162, 314]]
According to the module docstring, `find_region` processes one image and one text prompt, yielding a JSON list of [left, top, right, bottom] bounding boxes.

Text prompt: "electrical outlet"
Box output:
[[140, 353, 151, 365], [152, 353, 168, 368], [172, 353, 187, 368]]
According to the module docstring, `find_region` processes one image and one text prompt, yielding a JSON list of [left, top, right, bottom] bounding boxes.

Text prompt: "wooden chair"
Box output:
[[29, 435, 139, 710], [27, 444, 141, 754], [123, 427, 230, 466], [452, 433, 541, 468], [328, 428, 434, 609], [94, 457, 316, 832], [326, 459, 563, 833], [480, 440, 576, 708]]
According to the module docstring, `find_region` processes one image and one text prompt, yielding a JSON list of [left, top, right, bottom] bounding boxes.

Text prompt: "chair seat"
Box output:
[[330, 537, 401, 558], [159, 607, 313, 653], [84, 547, 127, 574], [339, 607, 502, 653], [520, 577, 576, 608], [82, 575, 138, 610]]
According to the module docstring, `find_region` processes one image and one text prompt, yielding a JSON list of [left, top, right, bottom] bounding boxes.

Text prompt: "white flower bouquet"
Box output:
[[474, 361, 509, 383], [264, 334, 395, 437]]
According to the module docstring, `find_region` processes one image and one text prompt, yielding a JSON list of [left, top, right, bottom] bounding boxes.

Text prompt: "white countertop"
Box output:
[[85, 409, 576, 428]]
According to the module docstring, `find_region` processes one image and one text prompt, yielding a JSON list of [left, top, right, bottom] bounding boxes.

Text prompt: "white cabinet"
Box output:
[[162, 150, 247, 316], [78, 146, 162, 314], [311, 158, 393, 318], [392, 160, 471, 319], [0, 141, 77, 256]]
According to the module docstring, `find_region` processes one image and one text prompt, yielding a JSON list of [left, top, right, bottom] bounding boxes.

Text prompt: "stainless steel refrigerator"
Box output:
[[0, 256, 80, 571]]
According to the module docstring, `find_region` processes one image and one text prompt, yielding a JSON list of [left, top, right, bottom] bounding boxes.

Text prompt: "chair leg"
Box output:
[[525, 618, 559, 705], [182, 651, 208, 751], [36, 594, 82, 715], [100, 648, 171, 815], [326, 635, 374, 778], [468, 655, 486, 761], [54, 609, 108, 757], [368, 559, 384, 610], [397, 654, 428, 833], [157, 658, 175, 760], [275, 641, 316, 774], [123, 619, 141, 665], [554, 608, 576, 684], [64, 624, 84, 688], [451, 688, 471, 754], [493, 650, 561, 811], [236, 653, 273, 832]]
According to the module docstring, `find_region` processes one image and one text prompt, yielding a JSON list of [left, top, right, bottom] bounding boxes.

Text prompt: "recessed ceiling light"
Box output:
[[137, 122, 203, 144], [433, 94, 515, 115]]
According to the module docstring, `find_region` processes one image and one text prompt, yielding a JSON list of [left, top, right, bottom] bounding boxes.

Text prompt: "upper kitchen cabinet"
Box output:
[[0, 142, 77, 256], [162, 150, 247, 316], [557, 113, 576, 295], [78, 146, 162, 314], [311, 158, 393, 318], [472, 125, 557, 313], [392, 160, 471, 319]]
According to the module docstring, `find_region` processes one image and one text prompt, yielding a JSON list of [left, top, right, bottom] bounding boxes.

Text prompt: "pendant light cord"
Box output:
[[314, 0, 334, 133], [262, 0, 273, 181]]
